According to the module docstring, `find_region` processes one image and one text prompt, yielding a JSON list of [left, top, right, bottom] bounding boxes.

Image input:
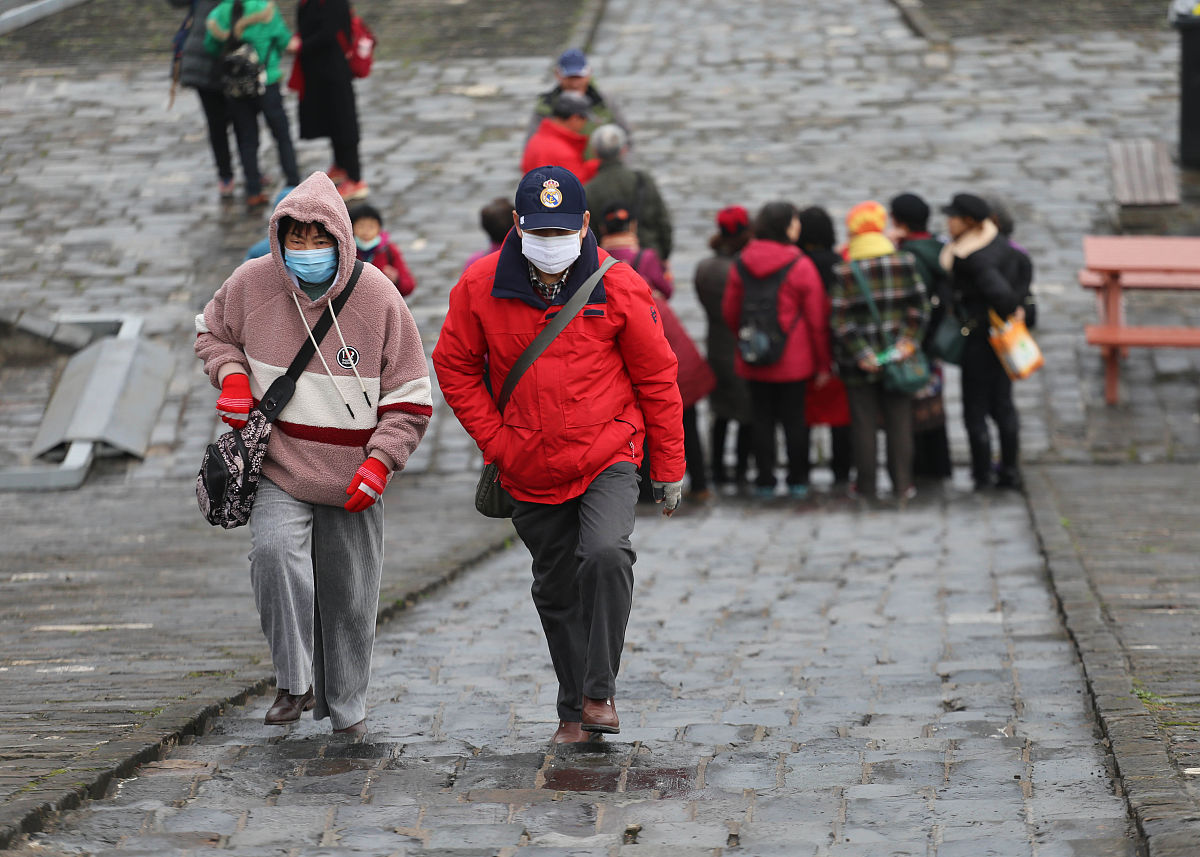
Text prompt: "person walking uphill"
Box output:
[[168, 0, 243, 198], [432, 166, 686, 745], [521, 91, 600, 183], [195, 173, 432, 735], [205, 0, 301, 207], [294, 0, 368, 201]]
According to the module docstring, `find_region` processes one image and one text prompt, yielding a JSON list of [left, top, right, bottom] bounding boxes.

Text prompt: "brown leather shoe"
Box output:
[[580, 696, 619, 734], [264, 688, 314, 725], [552, 720, 603, 744], [333, 719, 367, 736]]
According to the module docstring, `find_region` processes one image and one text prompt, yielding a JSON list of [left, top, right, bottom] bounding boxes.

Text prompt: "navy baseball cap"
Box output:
[[515, 166, 587, 231], [556, 48, 590, 77]]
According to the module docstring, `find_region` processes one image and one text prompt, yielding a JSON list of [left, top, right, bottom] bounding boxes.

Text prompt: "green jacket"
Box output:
[[585, 161, 673, 261], [205, 0, 291, 86]]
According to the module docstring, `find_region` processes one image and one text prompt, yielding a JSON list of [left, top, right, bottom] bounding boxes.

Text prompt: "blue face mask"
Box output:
[[354, 235, 381, 252], [284, 247, 338, 283]]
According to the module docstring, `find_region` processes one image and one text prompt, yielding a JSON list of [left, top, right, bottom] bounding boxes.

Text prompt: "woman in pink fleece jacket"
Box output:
[[195, 172, 432, 735]]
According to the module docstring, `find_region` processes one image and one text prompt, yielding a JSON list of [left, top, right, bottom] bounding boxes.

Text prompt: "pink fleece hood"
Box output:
[[268, 171, 358, 307]]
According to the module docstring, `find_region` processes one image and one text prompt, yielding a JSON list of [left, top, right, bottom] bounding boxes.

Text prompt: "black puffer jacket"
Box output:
[[170, 0, 224, 91]]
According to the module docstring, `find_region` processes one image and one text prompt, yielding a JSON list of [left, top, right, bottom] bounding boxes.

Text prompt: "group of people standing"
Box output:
[[696, 191, 1034, 501]]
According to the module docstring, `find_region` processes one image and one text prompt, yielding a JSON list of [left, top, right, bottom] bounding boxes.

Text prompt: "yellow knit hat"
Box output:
[[846, 201, 888, 236]]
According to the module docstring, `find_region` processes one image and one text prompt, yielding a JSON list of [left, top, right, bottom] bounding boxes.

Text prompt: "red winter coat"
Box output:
[[520, 118, 599, 184], [356, 231, 415, 297], [655, 294, 715, 409], [721, 239, 831, 383], [431, 230, 685, 504]]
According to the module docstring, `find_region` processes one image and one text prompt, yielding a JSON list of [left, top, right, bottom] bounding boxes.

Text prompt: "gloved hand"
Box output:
[[344, 458, 389, 513], [216, 373, 253, 429], [652, 479, 684, 517]]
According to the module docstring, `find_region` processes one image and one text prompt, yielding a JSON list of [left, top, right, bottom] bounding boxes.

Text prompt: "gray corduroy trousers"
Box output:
[[511, 462, 639, 723], [248, 477, 383, 730]]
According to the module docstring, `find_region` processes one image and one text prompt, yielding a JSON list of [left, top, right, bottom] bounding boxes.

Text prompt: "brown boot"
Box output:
[[264, 688, 314, 725], [580, 696, 619, 734], [552, 720, 603, 744]]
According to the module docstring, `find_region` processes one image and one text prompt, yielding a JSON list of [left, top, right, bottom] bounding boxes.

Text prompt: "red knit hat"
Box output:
[[715, 205, 749, 236]]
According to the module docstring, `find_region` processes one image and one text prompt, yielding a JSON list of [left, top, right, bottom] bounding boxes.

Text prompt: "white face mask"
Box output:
[[521, 229, 583, 275]]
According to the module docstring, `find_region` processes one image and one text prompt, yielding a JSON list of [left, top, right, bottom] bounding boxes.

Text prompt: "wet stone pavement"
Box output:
[[7, 497, 1138, 856]]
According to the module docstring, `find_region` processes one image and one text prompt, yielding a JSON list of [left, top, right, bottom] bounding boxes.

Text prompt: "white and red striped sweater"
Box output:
[[195, 172, 432, 507]]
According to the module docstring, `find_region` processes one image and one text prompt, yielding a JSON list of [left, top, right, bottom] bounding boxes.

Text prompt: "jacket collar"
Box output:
[[940, 218, 998, 271], [491, 228, 606, 310]]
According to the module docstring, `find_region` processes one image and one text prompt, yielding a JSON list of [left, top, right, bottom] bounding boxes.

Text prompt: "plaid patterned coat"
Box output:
[[830, 251, 930, 384]]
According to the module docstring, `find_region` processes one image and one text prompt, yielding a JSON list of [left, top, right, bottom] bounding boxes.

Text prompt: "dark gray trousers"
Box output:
[[511, 462, 639, 722], [846, 381, 915, 497]]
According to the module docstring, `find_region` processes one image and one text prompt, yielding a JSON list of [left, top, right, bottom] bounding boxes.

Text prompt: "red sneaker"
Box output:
[[338, 179, 369, 201]]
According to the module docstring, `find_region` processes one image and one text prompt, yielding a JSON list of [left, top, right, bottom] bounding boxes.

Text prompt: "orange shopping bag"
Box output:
[[988, 309, 1043, 380]]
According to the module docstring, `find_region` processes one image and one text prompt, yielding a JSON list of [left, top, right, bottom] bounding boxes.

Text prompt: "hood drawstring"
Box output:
[[290, 292, 356, 420], [329, 308, 372, 409]]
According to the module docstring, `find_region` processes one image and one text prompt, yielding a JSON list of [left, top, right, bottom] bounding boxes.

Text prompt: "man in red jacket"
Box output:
[[521, 91, 600, 183], [432, 166, 685, 744]]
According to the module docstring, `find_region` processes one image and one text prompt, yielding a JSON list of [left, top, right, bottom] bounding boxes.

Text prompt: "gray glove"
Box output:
[[651, 479, 684, 516]]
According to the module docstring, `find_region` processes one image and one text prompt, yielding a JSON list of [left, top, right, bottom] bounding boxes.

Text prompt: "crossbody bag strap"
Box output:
[[259, 259, 364, 421], [849, 260, 897, 349], [495, 256, 618, 414]]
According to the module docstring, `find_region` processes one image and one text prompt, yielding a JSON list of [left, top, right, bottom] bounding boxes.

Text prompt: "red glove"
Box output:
[[216, 373, 253, 429], [344, 458, 389, 513]]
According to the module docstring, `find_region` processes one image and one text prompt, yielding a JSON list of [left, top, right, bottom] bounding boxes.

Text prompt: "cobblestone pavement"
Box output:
[[2, 0, 1200, 850], [915, 0, 1170, 38], [0, 0, 586, 63], [7, 495, 1138, 856], [0, 471, 510, 847]]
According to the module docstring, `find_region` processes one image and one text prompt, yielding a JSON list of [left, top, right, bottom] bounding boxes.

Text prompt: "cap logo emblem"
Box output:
[[540, 179, 562, 208]]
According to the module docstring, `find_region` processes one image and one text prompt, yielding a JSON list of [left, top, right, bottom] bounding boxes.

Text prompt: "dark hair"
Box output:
[[889, 192, 930, 232], [480, 197, 515, 245], [278, 217, 336, 245], [797, 206, 836, 252], [552, 91, 590, 120], [753, 201, 798, 244], [709, 229, 752, 256], [348, 203, 383, 226], [987, 197, 1015, 237], [602, 201, 634, 235]]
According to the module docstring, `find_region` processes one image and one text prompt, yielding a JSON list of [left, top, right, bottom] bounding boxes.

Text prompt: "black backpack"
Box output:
[[219, 0, 265, 99], [734, 257, 798, 365]]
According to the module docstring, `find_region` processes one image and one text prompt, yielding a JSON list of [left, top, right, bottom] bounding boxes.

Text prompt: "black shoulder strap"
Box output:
[[496, 256, 618, 414], [632, 249, 645, 272]]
